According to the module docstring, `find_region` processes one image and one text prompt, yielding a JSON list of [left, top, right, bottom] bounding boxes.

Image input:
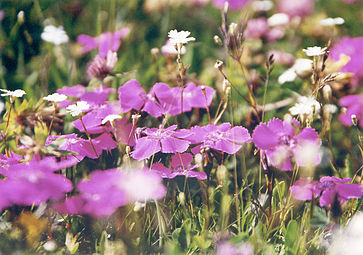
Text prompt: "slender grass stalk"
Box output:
[[79, 115, 98, 158]]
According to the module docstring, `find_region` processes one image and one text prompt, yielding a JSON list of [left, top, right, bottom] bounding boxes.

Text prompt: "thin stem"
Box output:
[[48, 103, 56, 136], [3, 100, 14, 157], [79, 115, 99, 158]]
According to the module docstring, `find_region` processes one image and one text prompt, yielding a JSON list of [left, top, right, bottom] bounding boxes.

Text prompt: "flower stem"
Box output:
[[79, 115, 98, 158], [48, 103, 56, 136]]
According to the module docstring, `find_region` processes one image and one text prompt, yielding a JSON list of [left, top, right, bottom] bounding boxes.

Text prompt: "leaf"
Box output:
[[285, 220, 299, 255]]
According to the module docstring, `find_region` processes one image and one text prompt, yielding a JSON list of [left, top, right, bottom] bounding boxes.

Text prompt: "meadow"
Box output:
[[0, 0, 362, 254]]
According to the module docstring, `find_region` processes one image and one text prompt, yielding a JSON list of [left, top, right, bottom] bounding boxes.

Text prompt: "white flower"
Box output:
[[293, 58, 313, 77], [320, 17, 344, 26], [168, 29, 195, 46], [267, 13, 289, 27], [41, 25, 69, 45], [43, 93, 67, 102], [0, 89, 26, 98], [66, 101, 90, 117], [289, 96, 321, 116], [323, 104, 338, 114], [278, 68, 297, 84], [303, 46, 327, 57], [328, 213, 363, 255], [161, 40, 186, 55], [278, 59, 313, 84], [101, 114, 122, 124], [251, 0, 273, 12]]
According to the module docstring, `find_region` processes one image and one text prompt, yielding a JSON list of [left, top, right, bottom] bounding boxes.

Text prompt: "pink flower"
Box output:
[[245, 18, 269, 39], [252, 118, 321, 170], [216, 241, 254, 255], [152, 153, 207, 180], [277, 0, 315, 17], [212, 0, 251, 10], [188, 123, 251, 154], [338, 94, 363, 127], [330, 37, 363, 88], [54, 168, 166, 217], [0, 161, 73, 211], [291, 177, 363, 209], [132, 125, 191, 160], [87, 51, 118, 79], [77, 28, 130, 57]]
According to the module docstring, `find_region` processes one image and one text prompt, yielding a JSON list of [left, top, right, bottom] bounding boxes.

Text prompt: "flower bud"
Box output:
[[322, 85, 332, 102], [217, 165, 228, 184], [215, 59, 224, 70], [351, 114, 358, 126], [17, 11, 24, 24], [178, 192, 185, 205], [214, 35, 223, 46], [229, 22, 238, 35], [222, 78, 230, 93], [151, 47, 159, 58]]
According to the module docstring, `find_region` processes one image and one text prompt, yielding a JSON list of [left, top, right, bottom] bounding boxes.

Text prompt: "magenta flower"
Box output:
[[152, 153, 207, 180], [47, 133, 116, 160], [0, 163, 72, 211], [212, 0, 251, 10], [169, 83, 215, 115], [252, 118, 321, 170], [245, 18, 269, 40], [72, 102, 120, 134], [132, 125, 191, 160], [216, 241, 254, 255], [277, 0, 315, 17], [188, 123, 251, 154], [57, 84, 86, 98], [330, 37, 363, 88], [291, 177, 363, 209], [339, 94, 363, 127], [77, 28, 130, 57], [54, 168, 166, 217], [87, 51, 118, 79]]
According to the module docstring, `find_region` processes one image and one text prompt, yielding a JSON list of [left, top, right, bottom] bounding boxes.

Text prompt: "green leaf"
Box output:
[[285, 220, 299, 255]]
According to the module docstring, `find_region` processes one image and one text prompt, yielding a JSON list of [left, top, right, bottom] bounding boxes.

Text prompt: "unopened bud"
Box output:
[[195, 153, 203, 165], [351, 114, 358, 126], [215, 59, 224, 70], [322, 85, 332, 102], [125, 145, 131, 155], [222, 78, 230, 93], [225, 86, 231, 97], [214, 35, 223, 46], [229, 22, 238, 35], [224, 2, 229, 13], [151, 48, 159, 58], [17, 11, 24, 24], [216, 165, 228, 183], [133, 201, 145, 212], [178, 192, 185, 205], [132, 114, 141, 126]]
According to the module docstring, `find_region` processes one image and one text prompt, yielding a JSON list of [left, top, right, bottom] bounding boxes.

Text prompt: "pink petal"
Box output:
[[132, 137, 161, 160]]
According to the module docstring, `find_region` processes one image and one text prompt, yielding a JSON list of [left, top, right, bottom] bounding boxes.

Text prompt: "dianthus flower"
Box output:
[[87, 50, 118, 79], [0, 161, 72, 211], [212, 0, 251, 10], [132, 125, 191, 160], [77, 28, 129, 57], [152, 153, 207, 180], [252, 118, 321, 170], [53, 168, 166, 217], [290, 177, 363, 209], [330, 37, 363, 88], [187, 123, 251, 154], [338, 94, 363, 127], [277, 0, 315, 17]]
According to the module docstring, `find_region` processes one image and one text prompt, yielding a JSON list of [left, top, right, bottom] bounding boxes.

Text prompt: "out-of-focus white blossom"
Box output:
[[278, 59, 313, 84], [267, 13, 289, 26], [0, 89, 26, 98], [161, 40, 186, 55], [320, 17, 344, 26], [303, 46, 327, 57], [289, 96, 321, 116], [329, 213, 363, 255], [41, 25, 69, 45], [278, 68, 297, 84], [251, 0, 273, 12]]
